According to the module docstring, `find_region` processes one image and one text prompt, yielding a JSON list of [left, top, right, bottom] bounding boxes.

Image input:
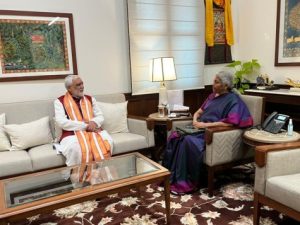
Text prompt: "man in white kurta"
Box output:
[[54, 75, 113, 166]]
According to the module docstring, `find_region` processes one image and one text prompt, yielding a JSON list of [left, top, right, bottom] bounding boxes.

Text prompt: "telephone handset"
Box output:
[[261, 111, 289, 134]]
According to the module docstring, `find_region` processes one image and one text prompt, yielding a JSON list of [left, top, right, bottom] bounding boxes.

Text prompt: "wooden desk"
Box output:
[[244, 89, 300, 130], [245, 88, 300, 97], [243, 128, 300, 147]]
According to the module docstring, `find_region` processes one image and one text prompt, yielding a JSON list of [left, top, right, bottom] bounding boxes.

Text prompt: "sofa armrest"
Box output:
[[205, 126, 240, 145], [255, 141, 300, 168], [254, 141, 300, 195], [205, 128, 246, 166], [127, 115, 155, 147]]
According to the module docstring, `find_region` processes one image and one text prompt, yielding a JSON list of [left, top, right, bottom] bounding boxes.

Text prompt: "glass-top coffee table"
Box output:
[[0, 153, 170, 225]]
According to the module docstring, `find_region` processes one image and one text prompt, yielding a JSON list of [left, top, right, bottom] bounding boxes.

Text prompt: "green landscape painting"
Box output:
[[0, 20, 69, 73]]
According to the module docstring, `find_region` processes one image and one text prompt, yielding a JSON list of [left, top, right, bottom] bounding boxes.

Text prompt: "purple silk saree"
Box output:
[[163, 92, 253, 194]]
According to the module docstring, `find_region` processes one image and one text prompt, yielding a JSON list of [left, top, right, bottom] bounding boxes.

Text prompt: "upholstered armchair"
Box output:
[[171, 94, 265, 196], [254, 141, 300, 225]]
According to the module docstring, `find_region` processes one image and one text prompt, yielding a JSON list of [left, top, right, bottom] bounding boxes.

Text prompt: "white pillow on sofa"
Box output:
[[97, 101, 129, 134], [4, 116, 53, 151], [0, 113, 11, 151]]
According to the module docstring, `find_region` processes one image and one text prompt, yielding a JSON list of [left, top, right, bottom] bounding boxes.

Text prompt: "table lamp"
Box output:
[[150, 57, 177, 106]]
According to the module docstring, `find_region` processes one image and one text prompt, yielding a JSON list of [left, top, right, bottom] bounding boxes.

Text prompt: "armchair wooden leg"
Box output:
[[207, 166, 214, 197], [253, 192, 261, 225]]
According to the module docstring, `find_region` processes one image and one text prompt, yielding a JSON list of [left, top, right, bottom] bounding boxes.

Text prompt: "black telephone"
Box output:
[[261, 111, 289, 134]]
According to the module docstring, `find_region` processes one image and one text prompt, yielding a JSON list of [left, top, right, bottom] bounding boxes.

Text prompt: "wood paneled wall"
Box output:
[[126, 84, 299, 131], [125, 86, 212, 117]]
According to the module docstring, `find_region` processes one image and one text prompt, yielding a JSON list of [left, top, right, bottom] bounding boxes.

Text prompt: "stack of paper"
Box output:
[[172, 104, 189, 112]]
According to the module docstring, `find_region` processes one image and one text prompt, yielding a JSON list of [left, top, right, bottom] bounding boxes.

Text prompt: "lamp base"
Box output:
[[159, 85, 168, 106]]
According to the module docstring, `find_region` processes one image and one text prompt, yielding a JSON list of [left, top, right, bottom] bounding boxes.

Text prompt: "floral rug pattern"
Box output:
[[13, 167, 298, 225]]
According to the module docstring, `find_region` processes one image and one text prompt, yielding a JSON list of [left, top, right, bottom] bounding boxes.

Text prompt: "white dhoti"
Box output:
[[56, 130, 113, 166]]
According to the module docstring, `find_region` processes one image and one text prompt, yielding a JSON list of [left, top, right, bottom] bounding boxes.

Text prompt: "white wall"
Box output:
[[2, 0, 299, 104], [204, 0, 300, 85], [0, 0, 131, 103]]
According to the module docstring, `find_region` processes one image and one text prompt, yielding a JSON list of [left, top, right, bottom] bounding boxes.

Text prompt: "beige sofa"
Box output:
[[254, 141, 300, 224], [0, 93, 154, 178]]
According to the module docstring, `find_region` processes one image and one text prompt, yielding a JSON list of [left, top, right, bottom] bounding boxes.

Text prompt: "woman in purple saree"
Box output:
[[163, 71, 253, 194]]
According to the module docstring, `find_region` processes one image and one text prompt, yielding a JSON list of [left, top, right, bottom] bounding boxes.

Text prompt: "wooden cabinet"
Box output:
[[245, 89, 300, 131]]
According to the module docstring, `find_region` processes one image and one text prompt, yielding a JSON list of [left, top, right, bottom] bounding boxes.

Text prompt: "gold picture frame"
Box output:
[[0, 10, 78, 82], [275, 0, 300, 66]]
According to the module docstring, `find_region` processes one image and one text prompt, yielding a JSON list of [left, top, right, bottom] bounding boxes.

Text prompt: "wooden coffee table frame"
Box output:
[[0, 153, 171, 225]]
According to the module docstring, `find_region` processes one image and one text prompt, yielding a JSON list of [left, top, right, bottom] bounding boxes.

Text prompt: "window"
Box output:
[[127, 0, 205, 95]]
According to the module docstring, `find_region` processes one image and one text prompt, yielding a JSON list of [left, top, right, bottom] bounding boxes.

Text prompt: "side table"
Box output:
[[243, 128, 300, 147], [147, 112, 192, 161], [243, 129, 300, 182]]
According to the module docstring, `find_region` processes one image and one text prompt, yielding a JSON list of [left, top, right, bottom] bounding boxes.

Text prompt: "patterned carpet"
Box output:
[[13, 166, 299, 225]]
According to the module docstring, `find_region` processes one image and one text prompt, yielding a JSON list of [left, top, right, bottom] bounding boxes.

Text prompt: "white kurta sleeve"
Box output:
[[90, 97, 104, 127], [54, 99, 87, 131]]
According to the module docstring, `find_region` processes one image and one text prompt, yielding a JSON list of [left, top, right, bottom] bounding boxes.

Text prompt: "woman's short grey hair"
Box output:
[[216, 71, 234, 90], [65, 75, 80, 89]]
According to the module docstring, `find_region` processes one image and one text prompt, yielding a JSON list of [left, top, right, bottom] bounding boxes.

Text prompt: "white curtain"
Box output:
[[127, 0, 205, 95]]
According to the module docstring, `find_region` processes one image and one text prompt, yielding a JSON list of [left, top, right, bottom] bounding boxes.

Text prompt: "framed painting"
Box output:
[[275, 0, 300, 66], [0, 10, 77, 82]]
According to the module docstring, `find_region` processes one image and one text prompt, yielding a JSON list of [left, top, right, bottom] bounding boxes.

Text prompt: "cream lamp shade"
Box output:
[[150, 57, 177, 105]]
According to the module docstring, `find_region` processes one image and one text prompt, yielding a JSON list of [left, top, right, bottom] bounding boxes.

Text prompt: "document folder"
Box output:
[[176, 125, 205, 135]]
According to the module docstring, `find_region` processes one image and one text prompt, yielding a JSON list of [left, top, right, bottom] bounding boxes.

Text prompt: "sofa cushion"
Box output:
[[4, 116, 53, 151], [266, 173, 300, 212], [111, 133, 148, 155], [0, 113, 11, 151], [28, 144, 66, 171], [241, 95, 263, 126], [0, 150, 33, 177], [97, 101, 129, 134]]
